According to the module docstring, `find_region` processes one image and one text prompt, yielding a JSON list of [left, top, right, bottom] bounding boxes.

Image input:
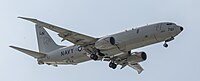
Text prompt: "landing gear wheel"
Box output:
[[163, 43, 168, 48], [90, 54, 98, 60], [109, 62, 117, 69], [37, 60, 44, 65]]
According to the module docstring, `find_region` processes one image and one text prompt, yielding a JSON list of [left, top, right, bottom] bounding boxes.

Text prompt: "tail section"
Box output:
[[36, 24, 63, 53]]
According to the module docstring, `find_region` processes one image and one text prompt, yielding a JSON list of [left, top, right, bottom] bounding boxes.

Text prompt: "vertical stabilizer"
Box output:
[[36, 24, 62, 53]]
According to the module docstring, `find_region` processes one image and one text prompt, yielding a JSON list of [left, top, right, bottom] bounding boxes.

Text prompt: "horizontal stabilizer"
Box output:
[[10, 46, 46, 58]]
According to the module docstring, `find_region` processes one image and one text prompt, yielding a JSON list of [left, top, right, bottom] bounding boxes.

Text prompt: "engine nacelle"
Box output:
[[127, 52, 147, 63], [95, 37, 116, 50]]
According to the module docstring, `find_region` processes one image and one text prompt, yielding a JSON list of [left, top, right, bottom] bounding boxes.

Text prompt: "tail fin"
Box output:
[[36, 24, 63, 53]]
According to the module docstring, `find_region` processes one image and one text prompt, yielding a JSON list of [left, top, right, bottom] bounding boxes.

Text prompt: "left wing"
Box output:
[[18, 17, 97, 46]]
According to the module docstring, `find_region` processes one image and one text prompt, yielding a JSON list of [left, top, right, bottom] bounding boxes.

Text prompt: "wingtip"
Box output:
[[18, 16, 34, 20], [138, 69, 143, 74], [17, 16, 23, 19], [9, 45, 14, 48], [9, 45, 17, 49], [18, 16, 38, 23], [18, 16, 29, 19]]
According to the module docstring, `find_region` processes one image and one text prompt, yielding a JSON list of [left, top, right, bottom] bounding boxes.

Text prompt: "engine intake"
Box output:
[[141, 52, 147, 60], [95, 37, 116, 50]]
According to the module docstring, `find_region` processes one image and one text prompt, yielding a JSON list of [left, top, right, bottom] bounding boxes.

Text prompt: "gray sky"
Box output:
[[1, 0, 199, 81]]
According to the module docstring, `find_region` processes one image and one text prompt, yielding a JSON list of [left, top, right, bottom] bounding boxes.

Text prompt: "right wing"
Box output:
[[18, 17, 97, 46]]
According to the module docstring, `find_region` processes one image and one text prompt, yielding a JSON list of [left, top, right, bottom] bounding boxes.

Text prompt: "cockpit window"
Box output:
[[166, 23, 173, 25]]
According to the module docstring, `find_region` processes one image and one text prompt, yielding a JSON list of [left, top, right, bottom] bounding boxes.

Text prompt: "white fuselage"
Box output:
[[41, 22, 182, 65]]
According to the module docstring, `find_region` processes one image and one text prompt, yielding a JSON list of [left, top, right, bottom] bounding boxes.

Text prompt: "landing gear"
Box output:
[[90, 54, 98, 60], [97, 49, 105, 56], [163, 42, 168, 48], [89, 49, 105, 60], [163, 37, 174, 48], [109, 62, 117, 69], [37, 60, 44, 65], [52, 65, 58, 67]]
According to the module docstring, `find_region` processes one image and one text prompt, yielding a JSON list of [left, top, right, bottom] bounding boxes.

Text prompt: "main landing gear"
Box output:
[[37, 60, 44, 65], [90, 54, 98, 60], [163, 37, 174, 48], [109, 61, 117, 69], [90, 49, 105, 60]]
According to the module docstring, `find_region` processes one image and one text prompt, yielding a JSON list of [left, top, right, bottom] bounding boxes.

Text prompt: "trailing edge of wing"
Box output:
[[10, 46, 46, 58]]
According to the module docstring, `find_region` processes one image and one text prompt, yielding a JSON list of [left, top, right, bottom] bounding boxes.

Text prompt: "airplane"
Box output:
[[10, 17, 183, 74]]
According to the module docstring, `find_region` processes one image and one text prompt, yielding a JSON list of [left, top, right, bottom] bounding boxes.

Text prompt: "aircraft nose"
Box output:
[[180, 27, 184, 31]]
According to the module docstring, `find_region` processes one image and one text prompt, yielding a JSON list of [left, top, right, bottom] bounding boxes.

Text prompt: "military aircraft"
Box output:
[[10, 17, 183, 74]]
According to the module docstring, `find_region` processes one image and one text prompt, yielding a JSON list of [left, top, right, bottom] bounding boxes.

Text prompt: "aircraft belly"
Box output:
[[73, 55, 90, 63], [60, 52, 90, 64], [45, 54, 90, 65], [42, 46, 91, 65], [101, 48, 122, 56]]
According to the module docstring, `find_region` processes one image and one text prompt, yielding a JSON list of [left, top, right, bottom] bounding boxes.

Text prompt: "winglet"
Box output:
[[18, 16, 38, 23]]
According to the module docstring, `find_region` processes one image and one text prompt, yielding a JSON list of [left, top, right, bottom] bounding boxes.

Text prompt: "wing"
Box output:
[[105, 51, 145, 74], [18, 17, 97, 46], [128, 63, 144, 74]]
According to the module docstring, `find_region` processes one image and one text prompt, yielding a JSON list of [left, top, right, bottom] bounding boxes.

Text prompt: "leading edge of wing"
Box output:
[[18, 16, 96, 45], [18, 16, 70, 33], [18, 16, 38, 23]]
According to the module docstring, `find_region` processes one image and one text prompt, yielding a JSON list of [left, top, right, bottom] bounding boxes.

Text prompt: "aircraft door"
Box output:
[[154, 24, 165, 41], [156, 24, 161, 31]]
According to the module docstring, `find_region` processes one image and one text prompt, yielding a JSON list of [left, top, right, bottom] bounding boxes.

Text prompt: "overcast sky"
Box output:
[[1, 0, 199, 81]]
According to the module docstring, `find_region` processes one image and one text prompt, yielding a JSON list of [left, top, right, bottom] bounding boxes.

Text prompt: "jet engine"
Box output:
[[95, 37, 116, 50], [127, 52, 147, 63]]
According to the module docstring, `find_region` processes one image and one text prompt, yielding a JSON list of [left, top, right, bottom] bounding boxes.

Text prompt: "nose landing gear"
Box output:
[[163, 37, 174, 48], [163, 42, 168, 48], [90, 54, 98, 60]]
